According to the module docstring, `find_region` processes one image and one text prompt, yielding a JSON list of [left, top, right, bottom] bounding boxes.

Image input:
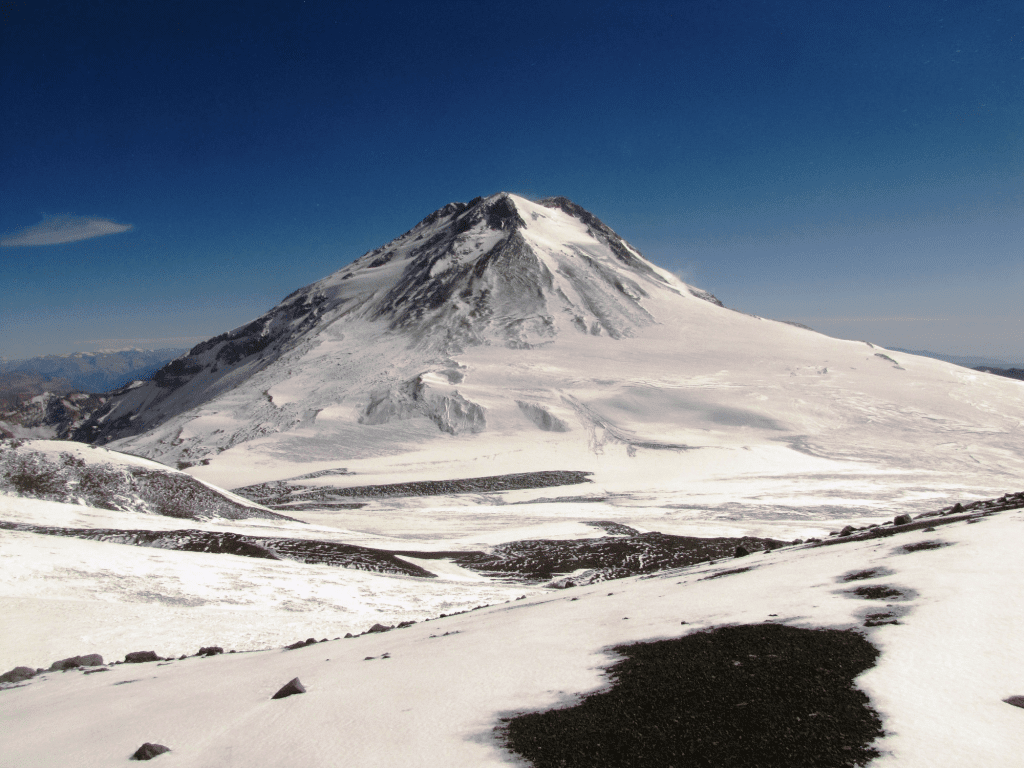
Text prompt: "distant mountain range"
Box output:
[[888, 348, 1023, 370], [0, 348, 185, 396]]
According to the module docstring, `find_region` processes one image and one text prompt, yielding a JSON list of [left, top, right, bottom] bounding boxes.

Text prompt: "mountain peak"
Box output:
[[74, 193, 722, 447]]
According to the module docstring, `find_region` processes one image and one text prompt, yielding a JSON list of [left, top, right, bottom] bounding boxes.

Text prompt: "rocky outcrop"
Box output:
[[271, 678, 306, 700], [0, 440, 290, 521], [0, 666, 38, 684], [124, 651, 160, 664], [131, 743, 170, 760], [49, 654, 103, 671]]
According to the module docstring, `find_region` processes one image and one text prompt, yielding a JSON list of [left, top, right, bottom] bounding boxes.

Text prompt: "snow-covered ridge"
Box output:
[[0, 439, 288, 521]]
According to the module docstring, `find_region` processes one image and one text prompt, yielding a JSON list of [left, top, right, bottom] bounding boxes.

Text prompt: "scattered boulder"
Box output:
[[397, 621, 416, 628], [0, 666, 37, 684], [893, 514, 913, 526], [131, 743, 170, 760], [284, 638, 317, 650], [951, 502, 965, 514], [124, 651, 160, 664], [271, 677, 306, 700], [734, 545, 750, 558], [839, 525, 856, 537], [1004, 695, 1024, 709], [49, 654, 103, 671], [196, 646, 223, 657], [367, 623, 393, 634]]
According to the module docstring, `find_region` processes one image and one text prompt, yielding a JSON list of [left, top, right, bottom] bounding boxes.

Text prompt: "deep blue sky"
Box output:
[[2, 0, 1022, 361]]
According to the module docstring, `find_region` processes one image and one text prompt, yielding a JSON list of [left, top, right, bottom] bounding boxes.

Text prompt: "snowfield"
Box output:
[[63, 193, 1024, 527], [1, 503, 1021, 767], [4, 194, 1024, 765]]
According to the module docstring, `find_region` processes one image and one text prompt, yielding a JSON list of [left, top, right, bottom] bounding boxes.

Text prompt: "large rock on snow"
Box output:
[[49, 653, 103, 671], [0, 666, 38, 684], [131, 743, 170, 760], [271, 678, 306, 699], [124, 651, 160, 664]]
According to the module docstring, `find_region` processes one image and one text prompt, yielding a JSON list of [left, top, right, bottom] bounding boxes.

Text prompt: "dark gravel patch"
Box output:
[[849, 585, 908, 600], [840, 568, 893, 583], [703, 566, 756, 580], [501, 623, 883, 768], [456, 533, 783, 583], [900, 540, 951, 553], [0, 520, 435, 577], [234, 470, 594, 505], [583, 521, 642, 536]]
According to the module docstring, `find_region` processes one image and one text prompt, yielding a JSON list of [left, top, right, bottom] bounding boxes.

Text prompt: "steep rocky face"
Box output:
[[73, 193, 706, 447], [0, 440, 289, 520], [0, 391, 109, 439]]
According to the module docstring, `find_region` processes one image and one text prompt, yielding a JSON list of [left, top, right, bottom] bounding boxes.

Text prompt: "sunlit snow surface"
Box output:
[[2, 507, 1022, 767], [4, 194, 1024, 764], [89, 193, 1023, 524]]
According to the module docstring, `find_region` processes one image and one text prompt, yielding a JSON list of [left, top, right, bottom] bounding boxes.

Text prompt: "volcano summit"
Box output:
[[75, 193, 1024, 524]]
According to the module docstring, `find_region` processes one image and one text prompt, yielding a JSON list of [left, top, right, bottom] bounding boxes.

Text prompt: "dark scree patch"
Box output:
[[501, 623, 883, 768]]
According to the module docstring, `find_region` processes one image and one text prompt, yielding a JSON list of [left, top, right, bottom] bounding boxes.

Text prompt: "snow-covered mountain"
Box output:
[[72, 193, 1024, 523]]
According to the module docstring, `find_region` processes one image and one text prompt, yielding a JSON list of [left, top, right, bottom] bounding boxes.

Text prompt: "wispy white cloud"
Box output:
[[1, 215, 132, 247]]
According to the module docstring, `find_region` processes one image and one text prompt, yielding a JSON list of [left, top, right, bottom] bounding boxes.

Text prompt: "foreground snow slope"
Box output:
[[64, 194, 1023, 524], [3, 507, 1022, 767], [0, 494, 535, 672]]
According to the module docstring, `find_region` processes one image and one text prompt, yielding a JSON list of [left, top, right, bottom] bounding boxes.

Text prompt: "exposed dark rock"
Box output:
[[196, 646, 223, 657], [839, 525, 856, 537], [502, 623, 883, 768], [703, 566, 755, 580], [849, 585, 908, 600], [131, 743, 170, 760], [0, 520, 435, 578], [124, 651, 160, 664], [1004, 695, 1024, 709], [734, 545, 750, 557], [49, 653, 103, 671], [0, 666, 37, 684], [271, 677, 306, 700], [840, 568, 891, 582], [456, 532, 783, 583], [582, 521, 640, 536], [236, 470, 594, 504], [893, 514, 913, 526], [367, 624, 393, 634], [284, 638, 317, 650], [900, 540, 951, 553]]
